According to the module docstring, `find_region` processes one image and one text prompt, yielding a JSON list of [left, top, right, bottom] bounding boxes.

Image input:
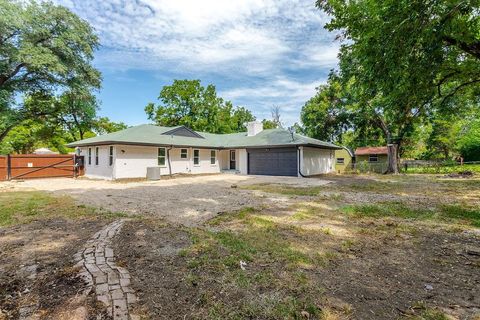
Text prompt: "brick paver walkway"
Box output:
[[74, 220, 137, 320]]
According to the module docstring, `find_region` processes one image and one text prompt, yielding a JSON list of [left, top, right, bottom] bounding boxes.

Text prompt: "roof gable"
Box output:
[[162, 126, 204, 139]]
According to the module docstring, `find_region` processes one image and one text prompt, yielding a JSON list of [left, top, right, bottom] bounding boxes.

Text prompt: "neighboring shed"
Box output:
[[334, 147, 354, 173], [354, 146, 388, 173]]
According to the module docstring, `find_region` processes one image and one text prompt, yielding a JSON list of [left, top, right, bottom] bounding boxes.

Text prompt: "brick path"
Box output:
[[74, 220, 137, 320]]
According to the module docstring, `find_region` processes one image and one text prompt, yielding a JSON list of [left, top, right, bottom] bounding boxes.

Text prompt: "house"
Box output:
[[67, 121, 341, 180], [334, 147, 354, 173], [354, 146, 388, 173]]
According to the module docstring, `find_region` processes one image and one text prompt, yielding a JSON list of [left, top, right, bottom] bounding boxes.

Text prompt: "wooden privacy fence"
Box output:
[[0, 154, 84, 181]]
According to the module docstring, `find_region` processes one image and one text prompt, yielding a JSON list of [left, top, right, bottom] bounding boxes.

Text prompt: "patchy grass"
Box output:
[[405, 163, 480, 174], [342, 202, 480, 227], [0, 191, 126, 226], [183, 208, 341, 319]]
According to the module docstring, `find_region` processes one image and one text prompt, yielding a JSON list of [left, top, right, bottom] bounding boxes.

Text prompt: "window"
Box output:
[[180, 148, 188, 159], [88, 148, 92, 165], [158, 147, 166, 166], [193, 149, 200, 165], [210, 150, 216, 165], [95, 147, 99, 165], [109, 146, 114, 166], [369, 154, 378, 162], [336, 158, 345, 164]]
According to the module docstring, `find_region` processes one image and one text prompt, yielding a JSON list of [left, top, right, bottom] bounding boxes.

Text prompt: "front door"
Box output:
[[230, 150, 236, 170]]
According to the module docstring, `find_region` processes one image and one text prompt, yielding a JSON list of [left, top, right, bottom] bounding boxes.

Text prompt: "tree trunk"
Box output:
[[386, 143, 400, 174], [0, 125, 14, 144]]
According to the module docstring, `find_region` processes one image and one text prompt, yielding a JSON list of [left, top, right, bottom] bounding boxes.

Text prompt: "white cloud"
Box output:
[[54, 0, 339, 124]]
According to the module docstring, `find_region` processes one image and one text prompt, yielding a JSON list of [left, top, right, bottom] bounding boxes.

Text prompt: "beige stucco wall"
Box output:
[[300, 147, 335, 176]]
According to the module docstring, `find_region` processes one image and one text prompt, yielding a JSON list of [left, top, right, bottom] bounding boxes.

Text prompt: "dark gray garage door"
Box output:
[[247, 148, 298, 176]]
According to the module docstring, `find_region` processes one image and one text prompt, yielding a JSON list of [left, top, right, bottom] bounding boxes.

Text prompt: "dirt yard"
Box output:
[[1, 174, 479, 320], [1, 174, 329, 226]]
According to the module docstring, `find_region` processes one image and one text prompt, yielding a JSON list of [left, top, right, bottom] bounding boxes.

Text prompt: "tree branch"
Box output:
[[441, 79, 480, 105], [0, 63, 26, 87], [443, 36, 480, 59]]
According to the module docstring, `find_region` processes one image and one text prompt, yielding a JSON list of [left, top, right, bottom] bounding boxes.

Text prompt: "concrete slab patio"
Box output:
[[1, 174, 331, 226]]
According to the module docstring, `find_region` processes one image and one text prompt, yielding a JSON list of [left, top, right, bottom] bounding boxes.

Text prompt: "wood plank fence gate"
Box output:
[[0, 154, 84, 181]]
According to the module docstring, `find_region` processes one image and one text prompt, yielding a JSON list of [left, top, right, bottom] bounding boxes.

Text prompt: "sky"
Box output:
[[55, 0, 340, 127]]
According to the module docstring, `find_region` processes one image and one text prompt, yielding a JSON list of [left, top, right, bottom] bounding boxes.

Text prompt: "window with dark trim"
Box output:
[[336, 158, 345, 164], [180, 148, 188, 159], [109, 146, 114, 166], [158, 147, 166, 166], [210, 150, 216, 165], [193, 149, 200, 165], [369, 154, 378, 162], [95, 147, 99, 165], [88, 148, 92, 165]]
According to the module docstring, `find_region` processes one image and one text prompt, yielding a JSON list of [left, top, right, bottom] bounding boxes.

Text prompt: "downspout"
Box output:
[[298, 146, 307, 177], [167, 146, 173, 177]]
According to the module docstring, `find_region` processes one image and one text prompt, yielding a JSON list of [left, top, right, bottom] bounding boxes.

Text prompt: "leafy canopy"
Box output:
[[0, 0, 101, 141], [314, 0, 480, 170], [145, 80, 255, 133]]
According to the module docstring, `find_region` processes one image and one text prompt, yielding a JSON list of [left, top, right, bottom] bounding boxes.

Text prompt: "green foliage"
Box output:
[[0, 0, 101, 141], [457, 117, 480, 161], [0, 91, 126, 154], [145, 79, 255, 133], [301, 73, 350, 142], [261, 119, 278, 129], [314, 0, 480, 170], [93, 117, 128, 135]]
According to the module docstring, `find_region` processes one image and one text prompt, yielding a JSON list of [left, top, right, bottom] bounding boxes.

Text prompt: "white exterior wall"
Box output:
[[238, 149, 248, 174], [300, 146, 335, 176], [79, 146, 114, 179], [189, 148, 221, 174], [112, 145, 221, 179], [114, 145, 158, 179]]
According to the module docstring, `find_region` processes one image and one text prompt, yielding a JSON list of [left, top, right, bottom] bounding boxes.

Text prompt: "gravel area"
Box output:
[[1, 174, 330, 226]]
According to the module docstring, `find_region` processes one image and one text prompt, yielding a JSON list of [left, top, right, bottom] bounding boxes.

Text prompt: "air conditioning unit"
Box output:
[[146, 167, 161, 180]]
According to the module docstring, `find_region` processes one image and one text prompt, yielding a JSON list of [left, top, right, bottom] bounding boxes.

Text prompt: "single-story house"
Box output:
[[67, 121, 341, 180], [354, 146, 388, 173], [334, 147, 354, 173]]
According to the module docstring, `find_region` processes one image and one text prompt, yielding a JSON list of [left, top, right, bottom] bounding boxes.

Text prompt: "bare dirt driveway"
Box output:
[[1, 174, 330, 226]]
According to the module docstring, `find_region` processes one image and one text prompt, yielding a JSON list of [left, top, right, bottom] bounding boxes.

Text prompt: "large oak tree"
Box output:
[[316, 0, 480, 172], [0, 0, 101, 142], [145, 79, 255, 134]]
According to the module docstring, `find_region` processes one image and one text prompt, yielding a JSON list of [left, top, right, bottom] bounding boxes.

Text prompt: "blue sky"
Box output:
[[55, 0, 339, 126]]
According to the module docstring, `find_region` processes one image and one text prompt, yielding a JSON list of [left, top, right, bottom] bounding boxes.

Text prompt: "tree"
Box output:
[[145, 80, 255, 133], [94, 117, 128, 135], [317, 0, 480, 173], [0, 0, 101, 142], [458, 118, 480, 161], [53, 90, 99, 141], [301, 73, 350, 142]]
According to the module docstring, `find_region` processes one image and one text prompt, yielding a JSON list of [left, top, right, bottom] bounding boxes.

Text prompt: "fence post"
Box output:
[[7, 154, 11, 180]]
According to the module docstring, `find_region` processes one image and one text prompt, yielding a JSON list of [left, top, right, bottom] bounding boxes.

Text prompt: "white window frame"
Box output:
[[109, 146, 114, 166], [336, 157, 345, 164], [210, 150, 216, 165], [88, 148, 92, 165], [95, 147, 99, 166], [158, 147, 166, 167], [193, 149, 200, 166], [369, 154, 378, 162], [180, 148, 188, 159]]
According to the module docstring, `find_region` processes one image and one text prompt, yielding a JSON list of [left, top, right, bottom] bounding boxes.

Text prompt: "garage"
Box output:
[[247, 147, 298, 176]]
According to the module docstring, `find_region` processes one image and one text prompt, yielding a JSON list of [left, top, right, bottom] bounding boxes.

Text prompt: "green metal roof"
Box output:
[[67, 124, 341, 149]]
